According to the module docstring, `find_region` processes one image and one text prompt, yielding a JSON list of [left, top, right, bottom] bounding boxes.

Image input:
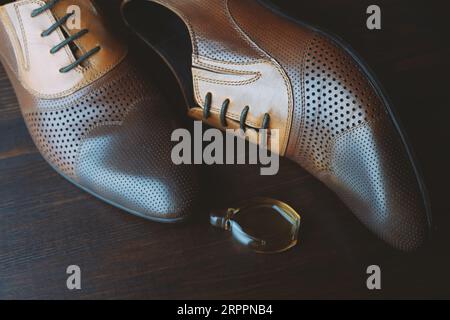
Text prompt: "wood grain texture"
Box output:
[[0, 0, 449, 299]]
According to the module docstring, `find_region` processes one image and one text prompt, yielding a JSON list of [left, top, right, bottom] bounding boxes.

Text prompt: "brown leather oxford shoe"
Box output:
[[122, 0, 432, 249], [0, 0, 199, 222]]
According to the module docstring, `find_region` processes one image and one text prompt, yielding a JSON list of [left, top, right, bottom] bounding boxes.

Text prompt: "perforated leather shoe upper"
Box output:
[[0, 0, 199, 221], [122, 0, 431, 249]]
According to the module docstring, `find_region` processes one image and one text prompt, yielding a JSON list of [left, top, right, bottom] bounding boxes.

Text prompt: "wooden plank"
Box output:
[[0, 0, 448, 299]]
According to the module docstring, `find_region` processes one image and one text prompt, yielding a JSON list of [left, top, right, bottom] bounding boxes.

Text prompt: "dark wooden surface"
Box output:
[[0, 0, 449, 299]]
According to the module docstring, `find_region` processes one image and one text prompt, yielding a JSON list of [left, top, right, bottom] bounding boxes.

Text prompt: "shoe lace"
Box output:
[[31, 0, 101, 73], [202, 92, 271, 131]]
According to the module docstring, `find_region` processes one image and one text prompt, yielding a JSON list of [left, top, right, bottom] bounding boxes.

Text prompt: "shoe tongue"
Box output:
[[49, 0, 126, 76]]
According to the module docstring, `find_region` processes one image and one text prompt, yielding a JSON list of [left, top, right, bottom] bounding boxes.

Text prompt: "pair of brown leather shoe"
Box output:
[[0, 0, 431, 251]]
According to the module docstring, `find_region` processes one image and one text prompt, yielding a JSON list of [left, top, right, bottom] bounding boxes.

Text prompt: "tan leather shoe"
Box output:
[[0, 0, 199, 222], [122, 0, 432, 249]]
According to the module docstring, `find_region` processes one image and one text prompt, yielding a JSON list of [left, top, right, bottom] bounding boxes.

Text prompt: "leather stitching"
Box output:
[[225, 0, 293, 154], [193, 73, 261, 86], [14, 0, 80, 72], [194, 55, 267, 67], [23, 58, 139, 114], [0, 10, 20, 74], [10, 0, 128, 99]]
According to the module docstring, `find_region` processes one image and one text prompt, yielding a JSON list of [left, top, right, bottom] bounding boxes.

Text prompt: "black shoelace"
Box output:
[[202, 92, 271, 131], [31, 0, 101, 73]]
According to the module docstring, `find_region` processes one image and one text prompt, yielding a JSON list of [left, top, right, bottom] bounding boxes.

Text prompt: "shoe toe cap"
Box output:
[[75, 99, 199, 222], [327, 120, 430, 251], [286, 33, 430, 250]]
